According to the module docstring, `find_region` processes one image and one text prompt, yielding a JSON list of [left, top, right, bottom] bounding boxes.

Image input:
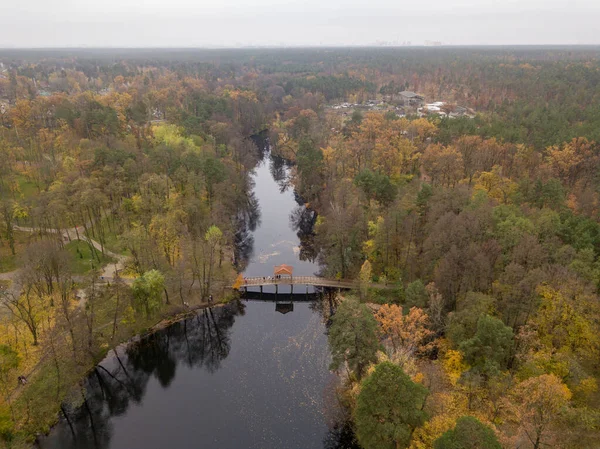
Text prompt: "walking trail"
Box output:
[[3, 225, 131, 309], [13, 225, 128, 280]]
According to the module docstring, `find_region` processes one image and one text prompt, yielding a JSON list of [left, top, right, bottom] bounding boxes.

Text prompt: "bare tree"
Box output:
[[1, 288, 43, 346]]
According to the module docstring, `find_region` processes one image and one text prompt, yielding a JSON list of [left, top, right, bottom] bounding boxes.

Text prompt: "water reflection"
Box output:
[[290, 201, 319, 263], [238, 133, 320, 279], [233, 189, 260, 272], [270, 153, 293, 193], [40, 300, 357, 449]]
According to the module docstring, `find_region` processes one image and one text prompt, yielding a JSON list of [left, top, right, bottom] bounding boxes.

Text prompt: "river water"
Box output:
[[39, 139, 356, 449], [235, 136, 320, 289]]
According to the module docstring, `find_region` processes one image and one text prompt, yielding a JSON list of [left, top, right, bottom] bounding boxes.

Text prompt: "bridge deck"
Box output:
[[238, 276, 392, 290], [240, 276, 356, 289]]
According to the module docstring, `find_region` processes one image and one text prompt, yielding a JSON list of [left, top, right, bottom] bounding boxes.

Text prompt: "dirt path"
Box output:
[[13, 224, 129, 282], [5, 225, 131, 311], [0, 270, 19, 285], [0, 270, 21, 318], [1, 227, 134, 401]]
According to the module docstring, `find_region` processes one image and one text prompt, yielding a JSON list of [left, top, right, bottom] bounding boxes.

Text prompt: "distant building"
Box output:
[[399, 91, 425, 107], [421, 102, 474, 119], [424, 102, 445, 113]]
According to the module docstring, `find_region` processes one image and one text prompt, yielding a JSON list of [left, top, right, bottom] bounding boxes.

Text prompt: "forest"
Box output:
[[1, 46, 600, 448]]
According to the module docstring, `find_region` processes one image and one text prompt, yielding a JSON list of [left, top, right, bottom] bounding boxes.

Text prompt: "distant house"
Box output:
[[421, 102, 475, 119], [424, 102, 445, 114], [399, 91, 425, 107]]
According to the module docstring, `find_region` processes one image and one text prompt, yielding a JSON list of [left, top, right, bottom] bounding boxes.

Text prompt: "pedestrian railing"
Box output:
[[240, 276, 355, 287]]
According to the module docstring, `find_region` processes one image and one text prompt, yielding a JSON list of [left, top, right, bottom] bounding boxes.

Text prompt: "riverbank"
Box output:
[[1, 273, 237, 449]]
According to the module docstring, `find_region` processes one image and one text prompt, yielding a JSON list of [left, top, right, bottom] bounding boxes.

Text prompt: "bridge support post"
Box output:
[[260, 285, 263, 294], [275, 284, 278, 295], [290, 284, 293, 294]]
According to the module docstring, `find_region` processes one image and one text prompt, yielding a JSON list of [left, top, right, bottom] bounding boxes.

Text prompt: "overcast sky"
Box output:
[[1, 0, 598, 47]]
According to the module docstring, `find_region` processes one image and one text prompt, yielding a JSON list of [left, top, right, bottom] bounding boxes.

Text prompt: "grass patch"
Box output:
[[99, 231, 130, 256], [65, 240, 115, 275], [0, 251, 17, 273], [16, 175, 39, 200], [84, 218, 130, 256]]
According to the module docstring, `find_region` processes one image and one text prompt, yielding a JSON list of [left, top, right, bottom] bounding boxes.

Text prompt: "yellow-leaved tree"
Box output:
[[358, 259, 372, 300], [233, 273, 244, 290], [442, 349, 470, 386], [474, 165, 517, 204], [533, 285, 599, 356]]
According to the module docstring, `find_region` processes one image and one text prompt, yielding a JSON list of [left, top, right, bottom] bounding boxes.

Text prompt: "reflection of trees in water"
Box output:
[[44, 299, 359, 449], [323, 421, 360, 449], [269, 149, 320, 262], [250, 131, 270, 159], [270, 153, 293, 193], [290, 201, 319, 263], [46, 302, 244, 449], [153, 304, 244, 373], [245, 131, 322, 267], [309, 289, 342, 325], [234, 189, 260, 271], [313, 295, 360, 449]]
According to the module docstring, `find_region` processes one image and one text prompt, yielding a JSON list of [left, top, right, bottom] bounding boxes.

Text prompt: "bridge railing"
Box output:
[[241, 276, 317, 285], [240, 276, 356, 287]]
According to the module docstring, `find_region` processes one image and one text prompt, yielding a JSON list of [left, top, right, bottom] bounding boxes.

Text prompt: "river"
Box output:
[[235, 135, 320, 289], [39, 138, 356, 449]]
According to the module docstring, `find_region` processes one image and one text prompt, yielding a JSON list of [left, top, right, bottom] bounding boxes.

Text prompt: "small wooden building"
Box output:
[[274, 264, 294, 279]]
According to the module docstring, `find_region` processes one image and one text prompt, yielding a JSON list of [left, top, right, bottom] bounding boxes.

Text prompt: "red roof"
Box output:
[[274, 264, 294, 276]]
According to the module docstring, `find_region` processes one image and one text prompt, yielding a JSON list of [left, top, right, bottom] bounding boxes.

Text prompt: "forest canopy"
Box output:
[[1, 46, 600, 448]]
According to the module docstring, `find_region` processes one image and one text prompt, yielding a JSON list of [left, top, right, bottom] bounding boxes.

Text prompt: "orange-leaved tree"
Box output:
[[375, 304, 435, 357]]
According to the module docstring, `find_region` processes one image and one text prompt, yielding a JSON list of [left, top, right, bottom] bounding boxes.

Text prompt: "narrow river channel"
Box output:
[[39, 138, 356, 449], [237, 135, 320, 288]]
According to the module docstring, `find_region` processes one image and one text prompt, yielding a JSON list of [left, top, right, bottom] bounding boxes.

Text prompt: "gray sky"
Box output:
[[1, 0, 598, 47]]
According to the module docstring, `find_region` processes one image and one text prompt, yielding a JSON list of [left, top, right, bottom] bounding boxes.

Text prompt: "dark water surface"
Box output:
[[40, 139, 355, 449], [40, 300, 351, 449], [236, 135, 319, 290]]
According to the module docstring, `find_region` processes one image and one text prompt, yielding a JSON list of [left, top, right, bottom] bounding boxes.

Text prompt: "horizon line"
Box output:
[[1, 44, 600, 51]]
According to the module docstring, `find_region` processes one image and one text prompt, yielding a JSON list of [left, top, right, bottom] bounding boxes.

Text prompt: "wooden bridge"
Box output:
[[235, 265, 393, 294], [239, 276, 357, 293]]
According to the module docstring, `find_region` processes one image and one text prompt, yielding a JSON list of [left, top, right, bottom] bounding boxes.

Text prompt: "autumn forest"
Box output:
[[1, 46, 600, 449]]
